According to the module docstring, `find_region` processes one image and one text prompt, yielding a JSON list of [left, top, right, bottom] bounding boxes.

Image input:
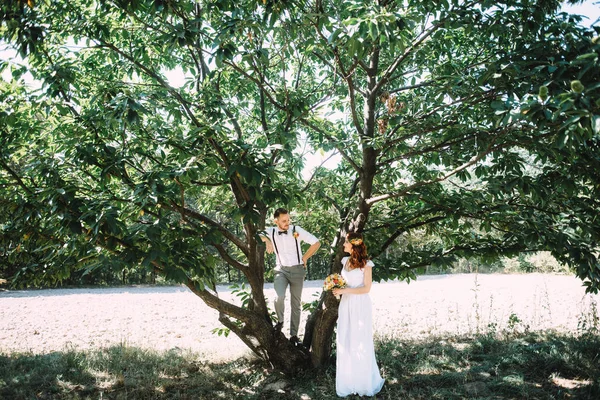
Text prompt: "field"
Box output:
[[1, 273, 599, 399]]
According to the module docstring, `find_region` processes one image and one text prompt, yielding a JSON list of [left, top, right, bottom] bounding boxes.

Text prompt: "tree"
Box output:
[[1, 0, 599, 372]]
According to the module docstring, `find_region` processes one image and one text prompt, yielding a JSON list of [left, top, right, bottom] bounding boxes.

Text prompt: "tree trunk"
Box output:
[[302, 227, 349, 367], [238, 316, 312, 374], [304, 292, 340, 367], [186, 280, 310, 374]]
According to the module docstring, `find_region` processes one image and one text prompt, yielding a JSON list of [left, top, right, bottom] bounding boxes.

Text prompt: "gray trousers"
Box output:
[[273, 264, 306, 337]]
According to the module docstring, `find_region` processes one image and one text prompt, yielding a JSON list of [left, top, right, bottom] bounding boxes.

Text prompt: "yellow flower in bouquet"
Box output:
[[323, 273, 347, 299]]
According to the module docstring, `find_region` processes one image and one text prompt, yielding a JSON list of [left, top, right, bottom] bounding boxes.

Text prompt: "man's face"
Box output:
[[275, 213, 290, 231]]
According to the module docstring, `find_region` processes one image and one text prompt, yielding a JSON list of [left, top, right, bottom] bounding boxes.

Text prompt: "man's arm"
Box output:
[[260, 235, 274, 254], [302, 241, 320, 268]]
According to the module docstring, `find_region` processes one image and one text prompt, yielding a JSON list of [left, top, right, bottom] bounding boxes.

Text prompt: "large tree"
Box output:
[[1, 0, 599, 372]]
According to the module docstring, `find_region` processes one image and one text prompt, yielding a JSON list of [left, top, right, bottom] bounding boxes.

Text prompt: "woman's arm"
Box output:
[[332, 266, 373, 296]]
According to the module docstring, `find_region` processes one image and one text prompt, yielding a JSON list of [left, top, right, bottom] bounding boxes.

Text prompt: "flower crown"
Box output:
[[349, 238, 363, 246]]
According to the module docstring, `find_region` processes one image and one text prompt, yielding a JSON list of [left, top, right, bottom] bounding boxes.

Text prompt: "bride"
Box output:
[[332, 233, 385, 397]]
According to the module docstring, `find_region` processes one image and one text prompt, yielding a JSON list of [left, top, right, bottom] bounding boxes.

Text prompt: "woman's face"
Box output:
[[343, 238, 352, 253]]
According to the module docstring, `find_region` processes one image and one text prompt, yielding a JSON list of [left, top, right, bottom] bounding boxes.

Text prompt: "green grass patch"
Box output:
[[1, 332, 599, 399]]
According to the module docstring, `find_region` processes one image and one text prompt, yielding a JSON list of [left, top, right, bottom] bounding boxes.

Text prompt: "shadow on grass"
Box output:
[[1, 332, 599, 399], [377, 332, 600, 400], [0, 345, 265, 400]]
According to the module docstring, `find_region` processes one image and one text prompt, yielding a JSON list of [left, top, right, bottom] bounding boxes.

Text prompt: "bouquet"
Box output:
[[323, 273, 347, 299]]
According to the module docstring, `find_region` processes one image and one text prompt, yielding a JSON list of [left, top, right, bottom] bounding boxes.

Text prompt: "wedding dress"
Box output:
[[336, 257, 385, 397]]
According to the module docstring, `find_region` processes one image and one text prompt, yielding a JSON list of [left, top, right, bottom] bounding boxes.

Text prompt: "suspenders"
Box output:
[[271, 228, 282, 266], [271, 225, 301, 266], [293, 225, 301, 264]]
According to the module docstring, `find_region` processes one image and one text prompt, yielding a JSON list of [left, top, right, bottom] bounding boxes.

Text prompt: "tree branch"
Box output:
[[223, 59, 285, 111], [184, 279, 252, 323], [374, 19, 446, 94], [299, 118, 362, 173], [214, 243, 249, 270], [309, 21, 365, 135], [367, 140, 499, 205], [375, 0, 479, 94], [218, 313, 269, 360], [371, 214, 447, 258], [300, 151, 339, 193], [381, 89, 496, 153], [0, 157, 33, 195], [167, 204, 249, 256], [378, 129, 474, 167]]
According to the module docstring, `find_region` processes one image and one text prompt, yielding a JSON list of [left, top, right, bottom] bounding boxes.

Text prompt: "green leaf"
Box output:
[[368, 22, 379, 40]]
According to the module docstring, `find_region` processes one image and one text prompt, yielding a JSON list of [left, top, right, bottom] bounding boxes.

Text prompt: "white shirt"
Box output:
[[267, 225, 319, 267]]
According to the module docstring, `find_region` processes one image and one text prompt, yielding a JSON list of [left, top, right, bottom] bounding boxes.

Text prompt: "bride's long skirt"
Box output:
[[336, 292, 385, 397]]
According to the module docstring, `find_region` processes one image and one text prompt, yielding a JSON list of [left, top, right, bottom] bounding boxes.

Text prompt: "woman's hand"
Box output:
[[332, 288, 344, 297]]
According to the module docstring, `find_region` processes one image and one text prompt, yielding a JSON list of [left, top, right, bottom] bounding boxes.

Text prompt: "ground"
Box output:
[[1, 273, 598, 361]]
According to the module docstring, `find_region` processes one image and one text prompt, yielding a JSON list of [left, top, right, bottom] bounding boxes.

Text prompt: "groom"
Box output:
[[262, 208, 320, 346]]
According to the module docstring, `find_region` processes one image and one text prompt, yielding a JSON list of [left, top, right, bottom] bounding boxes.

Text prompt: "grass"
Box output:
[[1, 331, 599, 399]]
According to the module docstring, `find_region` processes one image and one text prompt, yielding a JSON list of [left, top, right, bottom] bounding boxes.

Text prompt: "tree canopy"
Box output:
[[1, 0, 599, 371]]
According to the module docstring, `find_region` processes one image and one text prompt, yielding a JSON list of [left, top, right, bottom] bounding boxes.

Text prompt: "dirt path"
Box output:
[[1, 274, 598, 362]]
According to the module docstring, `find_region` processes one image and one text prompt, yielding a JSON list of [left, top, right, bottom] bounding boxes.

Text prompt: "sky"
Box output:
[[562, 0, 600, 25], [1, 1, 599, 179]]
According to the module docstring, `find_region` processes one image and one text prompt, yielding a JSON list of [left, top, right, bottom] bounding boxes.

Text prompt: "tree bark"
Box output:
[[185, 278, 311, 374], [305, 292, 340, 368]]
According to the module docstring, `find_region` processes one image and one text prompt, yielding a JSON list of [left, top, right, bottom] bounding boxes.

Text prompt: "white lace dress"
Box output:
[[336, 257, 385, 397]]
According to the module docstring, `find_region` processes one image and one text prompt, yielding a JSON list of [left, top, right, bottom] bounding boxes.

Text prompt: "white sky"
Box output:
[[562, 0, 600, 25]]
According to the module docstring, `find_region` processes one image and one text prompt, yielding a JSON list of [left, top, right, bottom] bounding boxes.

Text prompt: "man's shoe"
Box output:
[[289, 336, 302, 346], [290, 336, 307, 351]]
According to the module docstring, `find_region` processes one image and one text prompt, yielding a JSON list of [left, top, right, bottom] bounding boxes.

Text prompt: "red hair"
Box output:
[[347, 233, 368, 270]]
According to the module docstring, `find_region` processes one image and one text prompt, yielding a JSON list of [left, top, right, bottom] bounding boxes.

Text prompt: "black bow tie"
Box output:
[[278, 230, 288, 235]]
